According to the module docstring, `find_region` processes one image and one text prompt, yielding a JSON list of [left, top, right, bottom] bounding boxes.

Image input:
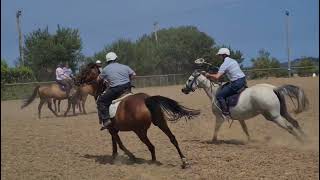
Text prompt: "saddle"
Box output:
[[109, 91, 133, 118], [218, 82, 248, 108]]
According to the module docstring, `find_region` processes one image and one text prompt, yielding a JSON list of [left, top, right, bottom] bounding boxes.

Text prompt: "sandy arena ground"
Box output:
[[1, 77, 319, 179]]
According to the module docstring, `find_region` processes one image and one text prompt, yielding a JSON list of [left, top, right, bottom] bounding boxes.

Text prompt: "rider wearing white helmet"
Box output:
[[205, 48, 246, 116], [96, 52, 136, 130], [96, 60, 103, 72]]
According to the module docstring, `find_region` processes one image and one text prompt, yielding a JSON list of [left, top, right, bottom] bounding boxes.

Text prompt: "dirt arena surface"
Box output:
[[1, 77, 319, 180]]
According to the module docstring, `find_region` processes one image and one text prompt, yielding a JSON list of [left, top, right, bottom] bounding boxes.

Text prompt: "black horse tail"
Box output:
[[273, 84, 309, 130], [144, 95, 200, 126], [21, 85, 40, 109]]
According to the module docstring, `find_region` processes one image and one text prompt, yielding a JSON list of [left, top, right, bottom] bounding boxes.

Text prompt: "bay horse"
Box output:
[[78, 63, 200, 168], [181, 70, 309, 143], [21, 81, 80, 118]]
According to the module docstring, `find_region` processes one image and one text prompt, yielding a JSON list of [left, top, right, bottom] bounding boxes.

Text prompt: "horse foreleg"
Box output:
[[58, 100, 61, 113], [212, 116, 224, 142], [239, 120, 251, 141], [135, 130, 156, 161], [111, 132, 136, 160], [158, 123, 189, 168], [72, 101, 76, 116], [64, 99, 72, 117], [38, 98, 46, 119], [108, 130, 118, 159], [82, 95, 88, 114], [53, 99, 57, 112], [78, 99, 82, 113], [47, 99, 58, 117]]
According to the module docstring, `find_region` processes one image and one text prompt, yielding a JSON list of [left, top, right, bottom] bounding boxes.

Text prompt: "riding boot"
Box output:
[[218, 99, 230, 116], [98, 104, 112, 130]]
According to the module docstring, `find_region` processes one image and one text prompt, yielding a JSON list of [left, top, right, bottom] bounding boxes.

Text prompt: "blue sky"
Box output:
[[1, 0, 319, 67]]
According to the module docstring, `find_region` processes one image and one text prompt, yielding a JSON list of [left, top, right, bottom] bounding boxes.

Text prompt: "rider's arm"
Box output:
[[205, 72, 223, 80], [129, 74, 136, 80], [127, 66, 136, 81]]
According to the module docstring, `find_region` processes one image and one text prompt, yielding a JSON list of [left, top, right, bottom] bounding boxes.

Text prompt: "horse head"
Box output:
[[77, 63, 100, 84], [181, 70, 219, 94]]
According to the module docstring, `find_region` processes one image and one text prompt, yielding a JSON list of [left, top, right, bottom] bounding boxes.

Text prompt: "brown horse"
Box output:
[[21, 82, 80, 118], [53, 82, 101, 114], [78, 63, 200, 168]]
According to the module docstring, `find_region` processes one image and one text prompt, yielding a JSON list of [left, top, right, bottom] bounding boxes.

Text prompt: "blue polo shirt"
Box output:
[[100, 62, 136, 87]]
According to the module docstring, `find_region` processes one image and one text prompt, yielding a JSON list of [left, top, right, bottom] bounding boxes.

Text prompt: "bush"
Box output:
[[1, 65, 36, 84]]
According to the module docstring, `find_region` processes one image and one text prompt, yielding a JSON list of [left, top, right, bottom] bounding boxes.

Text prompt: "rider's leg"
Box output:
[[97, 87, 122, 129], [62, 79, 72, 97], [216, 84, 234, 116]]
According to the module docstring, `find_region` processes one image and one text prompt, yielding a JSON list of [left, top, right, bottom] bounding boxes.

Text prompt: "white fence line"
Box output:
[[1, 66, 318, 86]]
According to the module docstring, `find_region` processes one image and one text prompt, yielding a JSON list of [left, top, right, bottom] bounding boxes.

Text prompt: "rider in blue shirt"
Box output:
[[96, 52, 136, 130], [205, 48, 246, 116]]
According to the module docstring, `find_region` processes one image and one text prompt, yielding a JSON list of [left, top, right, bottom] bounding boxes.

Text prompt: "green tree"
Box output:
[[296, 57, 318, 76], [250, 49, 283, 79], [90, 26, 244, 75], [24, 25, 83, 81]]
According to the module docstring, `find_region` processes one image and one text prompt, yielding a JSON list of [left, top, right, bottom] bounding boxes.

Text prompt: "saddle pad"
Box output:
[[109, 93, 133, 118]]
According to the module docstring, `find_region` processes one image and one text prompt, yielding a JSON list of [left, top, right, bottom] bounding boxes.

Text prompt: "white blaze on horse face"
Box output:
[[185, 75, 196, 91]]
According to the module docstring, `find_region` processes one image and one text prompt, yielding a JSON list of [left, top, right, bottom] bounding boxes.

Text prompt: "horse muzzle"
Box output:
[[181, 87, 190, 94]]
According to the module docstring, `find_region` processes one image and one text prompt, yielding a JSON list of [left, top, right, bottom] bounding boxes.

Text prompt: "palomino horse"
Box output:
[[181, 70, 309, 143], [78, 63, 200, 168], [21, 82, 80, 118]]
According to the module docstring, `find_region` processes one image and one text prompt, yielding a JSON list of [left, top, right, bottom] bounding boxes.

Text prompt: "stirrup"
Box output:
[[100, 120, 112, 131]]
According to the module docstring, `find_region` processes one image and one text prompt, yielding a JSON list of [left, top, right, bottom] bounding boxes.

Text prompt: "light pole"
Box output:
[[285, 10, 291, 77], [16, 10, 24, 66], [153, 21, 158, 43]]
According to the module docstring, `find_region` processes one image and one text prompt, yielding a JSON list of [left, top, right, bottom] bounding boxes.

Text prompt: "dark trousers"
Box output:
[[216, 77, 247, 113], [96, 82, 131, 124], [56, 79, 72, 94]]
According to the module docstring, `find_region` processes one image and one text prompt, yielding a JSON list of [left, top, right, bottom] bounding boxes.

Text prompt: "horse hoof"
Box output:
[[181, 158, 190, 169], [181, 162, 190, 169]]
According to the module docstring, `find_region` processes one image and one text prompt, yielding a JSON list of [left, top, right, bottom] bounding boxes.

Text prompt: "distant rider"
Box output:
[[56, 63, 72, 97]]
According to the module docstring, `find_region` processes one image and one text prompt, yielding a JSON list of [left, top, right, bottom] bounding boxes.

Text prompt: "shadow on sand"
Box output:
[[183, 139, 247, 145], [82, 154, 163, 166]]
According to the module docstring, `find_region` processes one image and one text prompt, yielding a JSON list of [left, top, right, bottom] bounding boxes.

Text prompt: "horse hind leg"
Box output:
[[157, 123, 189, 168], [282, 112, 307, 138], [38, 98, 46, 119], [239, 120, 251, 141], [135, 130, 156, 161], [270, 115, 305, 143]]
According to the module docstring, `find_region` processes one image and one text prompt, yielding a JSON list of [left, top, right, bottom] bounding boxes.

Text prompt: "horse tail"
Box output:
[[21, 85, 40, 109], [273, 85, 309, 129], [274, 84, 309, 114], [144, 95, 200, 126]]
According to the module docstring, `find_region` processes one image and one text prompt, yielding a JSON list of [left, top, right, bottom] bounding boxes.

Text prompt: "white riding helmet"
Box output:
[[106, 52, 118, 62], [216, 48, 230, 56], [96, 60, 102, 64]]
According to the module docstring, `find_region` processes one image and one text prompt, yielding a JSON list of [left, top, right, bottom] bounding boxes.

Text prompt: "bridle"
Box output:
[[185, 72, 220, 93]]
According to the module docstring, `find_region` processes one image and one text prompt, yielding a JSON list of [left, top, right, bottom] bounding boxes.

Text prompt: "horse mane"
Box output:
[[77, 62, 99, 83]]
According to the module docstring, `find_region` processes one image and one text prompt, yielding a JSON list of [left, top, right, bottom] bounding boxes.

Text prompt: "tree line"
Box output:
[[1, 25, 318, 83]]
